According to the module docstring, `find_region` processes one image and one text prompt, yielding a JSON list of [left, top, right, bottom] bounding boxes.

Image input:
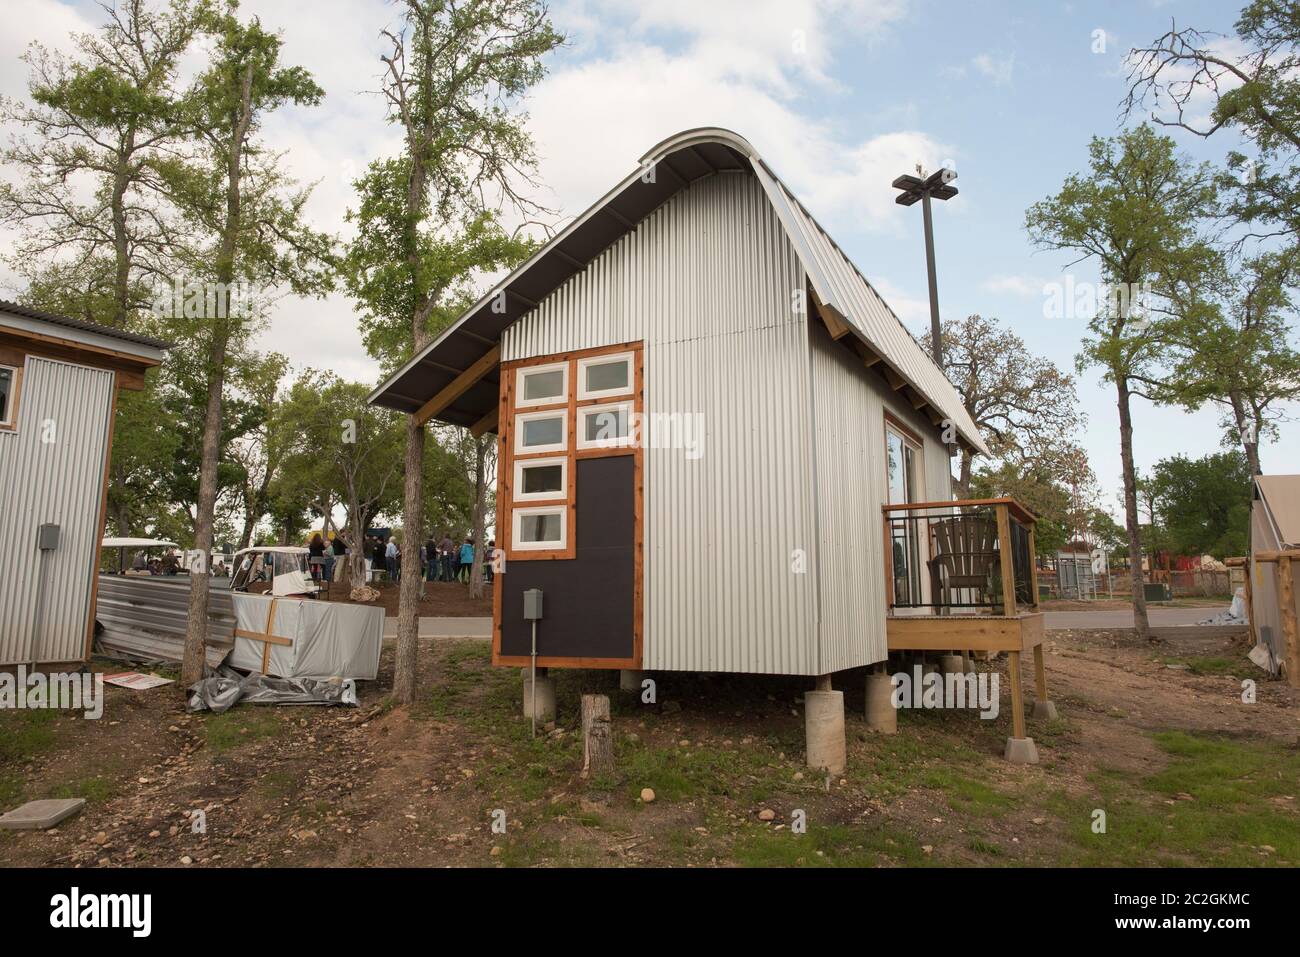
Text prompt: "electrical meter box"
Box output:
[[523, 589, 544, 621]]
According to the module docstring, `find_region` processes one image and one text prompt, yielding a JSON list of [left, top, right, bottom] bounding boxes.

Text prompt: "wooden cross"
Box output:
[[233, 597, 294, 674]]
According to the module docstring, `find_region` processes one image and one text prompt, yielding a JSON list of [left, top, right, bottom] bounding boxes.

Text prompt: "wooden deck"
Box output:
[[886, 611, 1044, 653]]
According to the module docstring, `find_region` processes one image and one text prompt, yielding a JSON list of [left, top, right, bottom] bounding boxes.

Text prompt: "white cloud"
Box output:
[[3, 0, 956, 387], [971, 52, 1015, 87]]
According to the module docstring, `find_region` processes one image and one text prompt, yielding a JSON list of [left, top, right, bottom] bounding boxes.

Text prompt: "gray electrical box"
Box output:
[[36, 524, 60, 551], [523, 588, 544, 620]]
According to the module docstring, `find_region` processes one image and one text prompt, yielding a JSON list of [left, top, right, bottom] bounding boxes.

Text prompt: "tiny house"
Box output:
[[371, 129, 1051, 763], [0, 301, 167, 669]]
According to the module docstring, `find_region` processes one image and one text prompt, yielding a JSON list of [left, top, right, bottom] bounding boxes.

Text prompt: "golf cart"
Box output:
[[230, 546, 320, 597], [101, 537, 181, 576]]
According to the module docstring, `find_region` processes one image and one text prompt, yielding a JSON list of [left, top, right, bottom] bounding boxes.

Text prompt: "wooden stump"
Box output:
[[581, 694, 614, 779]]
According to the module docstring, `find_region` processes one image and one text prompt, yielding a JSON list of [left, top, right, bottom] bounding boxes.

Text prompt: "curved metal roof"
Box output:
[[369, 127, 988, 454]]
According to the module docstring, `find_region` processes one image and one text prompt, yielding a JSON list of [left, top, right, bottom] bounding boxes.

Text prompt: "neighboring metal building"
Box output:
[[370, 128, 988, 679], [1248, 474, 1300, 679], [0, 302, 167, 669]]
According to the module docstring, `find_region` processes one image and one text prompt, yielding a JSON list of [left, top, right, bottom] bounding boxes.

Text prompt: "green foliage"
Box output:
[[343, 171, 537, 368], [1026, 125, 1220, 388], [1147, 451, 1252, 558]]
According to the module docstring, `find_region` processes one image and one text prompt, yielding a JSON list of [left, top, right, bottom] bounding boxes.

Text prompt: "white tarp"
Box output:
[[228, 593, 383, 680]]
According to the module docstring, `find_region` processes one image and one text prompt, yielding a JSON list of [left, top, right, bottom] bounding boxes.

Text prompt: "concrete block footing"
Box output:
[[0, 798, 86, 831], [804, 689, 846, 774], [865, 671, 897, 734], [939, 654, 964, 675], [619, 669, 646, 693], [1032, 700, 1059, 721], [1004, 736, 1039, 764], [522, 668, 556, 723]]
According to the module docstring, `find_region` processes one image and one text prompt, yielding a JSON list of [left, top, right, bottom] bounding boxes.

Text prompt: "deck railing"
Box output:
[[882, 497, 1038, 615]]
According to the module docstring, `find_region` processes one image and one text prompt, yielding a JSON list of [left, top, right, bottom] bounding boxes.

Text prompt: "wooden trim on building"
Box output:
[[0, 329, 157, 391], [493, 340, 645, 670], [83, 376, 119, 661]]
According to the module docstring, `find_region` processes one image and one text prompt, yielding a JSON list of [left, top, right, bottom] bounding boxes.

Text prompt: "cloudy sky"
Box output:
[[2, 0, 1296, 515]]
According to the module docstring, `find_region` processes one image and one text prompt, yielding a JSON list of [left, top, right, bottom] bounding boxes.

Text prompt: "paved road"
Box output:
[[381, 616, 492, 639], [1044, 608, 1216, 630]]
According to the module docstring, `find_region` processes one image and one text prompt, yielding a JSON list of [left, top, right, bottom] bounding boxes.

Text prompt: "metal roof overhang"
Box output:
[[368, 127, 989, 456], [367, 130, 753, 429]]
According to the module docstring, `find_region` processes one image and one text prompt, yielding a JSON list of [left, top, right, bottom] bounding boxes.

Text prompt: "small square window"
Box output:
[[513, 506, 566, 550], [515, 410, 567, 455], [516, 362, 568, 408], [578, 401, 634, 449], [577, 352, 633, 400], [514, 456, 566, 502], [0, 365, 17, 428]]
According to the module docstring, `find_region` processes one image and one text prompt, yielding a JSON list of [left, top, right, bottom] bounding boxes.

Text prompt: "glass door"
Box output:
[[887, 426, 925, 609]]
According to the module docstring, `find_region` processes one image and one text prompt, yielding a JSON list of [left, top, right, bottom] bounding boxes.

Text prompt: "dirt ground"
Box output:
[[249, 580, 492, 618], [2, 626, 1296, 868]]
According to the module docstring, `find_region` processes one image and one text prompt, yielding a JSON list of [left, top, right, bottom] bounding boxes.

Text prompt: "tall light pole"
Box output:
[[892, 167, 958, 369]]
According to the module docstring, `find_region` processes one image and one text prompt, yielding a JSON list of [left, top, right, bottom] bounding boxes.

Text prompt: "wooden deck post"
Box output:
[[1007, 650, 1026, 740], [1030, 643, 1058, 720], [1004, 650, 1039, 763], [1278, 557, 1299, 689], [996, 504, 1018, 616]]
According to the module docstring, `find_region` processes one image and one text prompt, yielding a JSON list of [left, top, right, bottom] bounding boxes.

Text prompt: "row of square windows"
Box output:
[[509, 350, 635, 552]]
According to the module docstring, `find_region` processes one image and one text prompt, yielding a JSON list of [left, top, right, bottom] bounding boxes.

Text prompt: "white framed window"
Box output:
[[0, 365, 18, 428], [515, 409, 567, 455], [577, 401, 634, 450], [513, 456, 567, 503], [512, 505, 566, 551], [577, 351, 634, 400], [515, 361, 568, 408]]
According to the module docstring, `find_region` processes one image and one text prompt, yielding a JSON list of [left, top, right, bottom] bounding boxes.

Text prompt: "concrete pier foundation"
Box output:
[[805, 676, 846, 774]]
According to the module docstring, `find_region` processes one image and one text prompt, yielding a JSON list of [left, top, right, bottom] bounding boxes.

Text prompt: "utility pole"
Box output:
[[892, 167, 958, 369]]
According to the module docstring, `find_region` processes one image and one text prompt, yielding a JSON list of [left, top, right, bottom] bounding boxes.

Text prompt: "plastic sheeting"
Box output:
[[228, 593, 383, 680], [187, 665, 357, 713]]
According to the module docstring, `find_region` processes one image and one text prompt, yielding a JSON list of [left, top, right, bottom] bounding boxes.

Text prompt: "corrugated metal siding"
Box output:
[[504, 173, 820, 674], [809, 320, 956, 673], [753, 162, 988, 455], [0, 356, 114, 665]]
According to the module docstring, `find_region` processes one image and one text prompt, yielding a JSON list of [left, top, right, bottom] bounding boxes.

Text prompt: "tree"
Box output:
[[928, 314, 1083, 496], [276, 373, 406, 589], [0, 0, 204, 328], [1026, 124, 1220, 640], [1148, 451, 1253, 558], [1125, 1, 1300, 256], [1165, 253, 1300, 475], [171, 2, 333, 686], [345, 0, 561, 704]]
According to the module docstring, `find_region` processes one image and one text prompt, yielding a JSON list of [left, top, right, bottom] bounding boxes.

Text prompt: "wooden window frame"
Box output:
[[512, 455, 568, 503], [495, 339, 645, 670], [0, 361, 21, 432], [514, 407, 568, 456], [514, 361, 568, 409], [576, 350, 635, 401], [511, 504, 569, 551], [576, 399, 635, 451]]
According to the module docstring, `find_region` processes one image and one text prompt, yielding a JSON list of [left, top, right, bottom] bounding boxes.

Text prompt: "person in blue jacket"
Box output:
[[458, 537, 475, 583]]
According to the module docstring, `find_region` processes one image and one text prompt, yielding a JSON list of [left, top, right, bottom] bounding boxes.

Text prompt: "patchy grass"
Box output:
[[1046, 731, 1300, 866], [200, 709, 288, 754], [1157, 655, 1250, 677]]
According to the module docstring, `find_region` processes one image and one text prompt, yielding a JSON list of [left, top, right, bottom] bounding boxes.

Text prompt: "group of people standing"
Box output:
[[352, 531, 497, 585], [307, 532, 348, 582]]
